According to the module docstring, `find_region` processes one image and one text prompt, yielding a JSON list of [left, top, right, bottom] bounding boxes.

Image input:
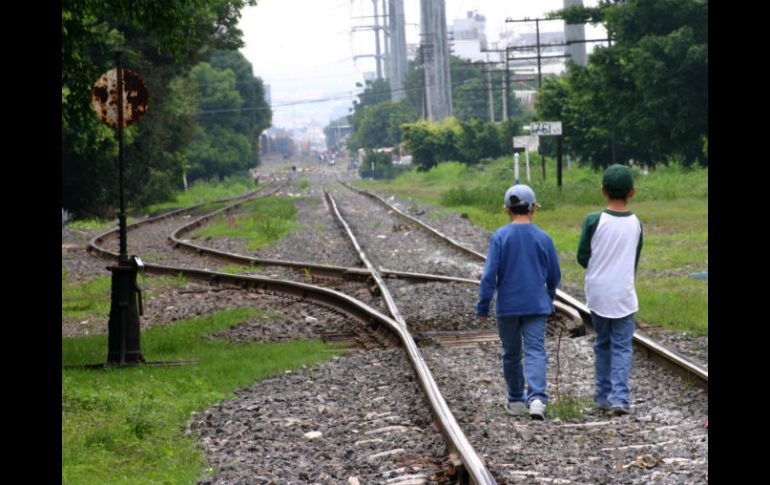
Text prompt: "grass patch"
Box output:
[[194, 196, 298, 250], [62, 308, 343, 484], [62, 273, 112, 322], [548, 394, 594, 420], [355, 159, 708, 333], [62, 272, 190, 325], [217, 264, 261, 274], [297, 179, 311, 190], [68, 217, 138, 231], [144, 177, 255, 214]]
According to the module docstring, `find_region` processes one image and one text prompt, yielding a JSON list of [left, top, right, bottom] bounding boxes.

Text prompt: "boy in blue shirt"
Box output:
[[477, 184, 561, 419], [577, 164, 643, 416]]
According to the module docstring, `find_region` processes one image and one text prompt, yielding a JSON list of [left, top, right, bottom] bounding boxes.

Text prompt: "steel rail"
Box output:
[[87, 185, 279, 259], [340, 182, 708, 391], [323, 185, 497, 484], [324, 189, 407, 327]]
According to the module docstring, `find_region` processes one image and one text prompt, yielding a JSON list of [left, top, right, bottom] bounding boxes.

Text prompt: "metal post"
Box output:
[[525, 149, 531, 182], [503, 47, 511, 121], [373, 0, 382, 79], [116, 53, 128, 265], [107, 51, 143, 365], [557, 136, 563, 190], [486, 67, 494, 122], [514, 153, 520, 184], [535, 19, 542, 88]]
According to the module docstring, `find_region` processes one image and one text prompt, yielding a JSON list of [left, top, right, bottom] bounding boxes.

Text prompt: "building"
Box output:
[[448, 11, 488, 62]]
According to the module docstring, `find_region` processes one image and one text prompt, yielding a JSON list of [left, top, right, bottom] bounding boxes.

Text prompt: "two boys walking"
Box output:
[[476, 164, 643, 419]]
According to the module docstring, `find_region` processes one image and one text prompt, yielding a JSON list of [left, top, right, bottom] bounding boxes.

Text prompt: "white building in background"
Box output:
[[449, 11, 488, 62], [500, 30, 567, 76]]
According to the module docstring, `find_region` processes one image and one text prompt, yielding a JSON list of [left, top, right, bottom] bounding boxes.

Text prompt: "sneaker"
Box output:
[[612, 406, 630, 416], [595, 401, 612, 412], [529, 399, 546, 420], [505, 401, 527, 416]]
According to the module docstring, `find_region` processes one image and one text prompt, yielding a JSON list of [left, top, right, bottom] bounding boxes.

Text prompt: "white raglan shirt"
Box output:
[[584, 212, 642, 318]]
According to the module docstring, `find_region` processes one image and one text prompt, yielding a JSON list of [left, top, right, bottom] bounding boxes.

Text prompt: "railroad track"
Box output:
[[82, 165, 707, 483], [339, 179, 708, 392]]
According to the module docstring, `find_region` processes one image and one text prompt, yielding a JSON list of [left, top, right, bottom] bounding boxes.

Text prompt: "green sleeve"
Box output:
[[577, 212, 601, 268]]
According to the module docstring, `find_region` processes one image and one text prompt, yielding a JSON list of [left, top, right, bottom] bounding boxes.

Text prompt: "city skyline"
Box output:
[[238, 0, 606, 131]]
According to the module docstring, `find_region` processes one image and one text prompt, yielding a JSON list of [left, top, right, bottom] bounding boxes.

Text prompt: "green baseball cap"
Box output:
[[602, 164, 634, 198]]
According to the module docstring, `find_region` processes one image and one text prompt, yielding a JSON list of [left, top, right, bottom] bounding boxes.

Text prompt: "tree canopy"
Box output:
[[62, 0, 268, 217], [538, 0, 708, 168]]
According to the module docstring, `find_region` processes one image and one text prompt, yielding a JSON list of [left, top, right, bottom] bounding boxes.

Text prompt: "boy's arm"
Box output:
[[576, 212, 600, 268], [635, 221, 643, 273], [546, 238, 561, 302], [476, 235, 500, 317]]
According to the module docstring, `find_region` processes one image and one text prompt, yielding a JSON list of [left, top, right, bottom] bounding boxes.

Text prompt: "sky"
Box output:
[[238, 0, 606, 131]]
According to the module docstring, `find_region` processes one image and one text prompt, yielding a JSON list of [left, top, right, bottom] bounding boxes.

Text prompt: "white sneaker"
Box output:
[[529, 399, 546, 420]]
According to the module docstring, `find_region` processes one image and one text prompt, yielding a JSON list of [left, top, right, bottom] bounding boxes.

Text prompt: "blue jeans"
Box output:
[[591, 312, 635, 408], [496, 315, 548, 405]]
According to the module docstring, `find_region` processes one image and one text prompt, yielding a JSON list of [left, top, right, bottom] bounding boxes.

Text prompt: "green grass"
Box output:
[[62, 272, 189, 323], [548, 394, 594, 420], [145, 177, 256, 214], [62, 308, 343, 485], [354, 158, 708, 335], [62, 272, 112, 322], [297, 179, 311, 190], [194, 196, 298, 250], [217, 264, 261, 274], [68, 217, 138, 231]]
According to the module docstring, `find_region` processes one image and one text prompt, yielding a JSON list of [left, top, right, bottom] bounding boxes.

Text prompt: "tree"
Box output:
[[347, 101, 419, 150], [538, 0, 708, 167], [62, 0, 257, 216]]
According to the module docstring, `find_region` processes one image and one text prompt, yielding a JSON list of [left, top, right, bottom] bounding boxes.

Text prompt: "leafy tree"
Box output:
[[347, 101, 419, 150], [539, 0, 708, 168], [62, 0, 257, 217]]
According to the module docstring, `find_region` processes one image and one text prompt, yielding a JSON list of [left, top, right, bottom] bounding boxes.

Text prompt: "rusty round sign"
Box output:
[[91, 68, 149, 127]]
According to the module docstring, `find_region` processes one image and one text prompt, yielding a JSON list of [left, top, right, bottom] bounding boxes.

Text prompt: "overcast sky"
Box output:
[[238, 0, 605, 130]]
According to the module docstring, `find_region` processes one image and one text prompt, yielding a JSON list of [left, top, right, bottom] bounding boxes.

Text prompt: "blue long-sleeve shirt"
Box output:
[[476, 223, 561, 318]]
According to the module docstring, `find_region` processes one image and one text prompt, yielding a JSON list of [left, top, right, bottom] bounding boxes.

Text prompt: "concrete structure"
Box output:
[[420, 0, 452, 120], [449, 11, 488, 62], [564, 0, 587, 66], [388, 0, 408, 101]]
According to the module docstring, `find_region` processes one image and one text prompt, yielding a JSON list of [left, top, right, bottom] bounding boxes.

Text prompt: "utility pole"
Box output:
[[388, 0, 408, 101], [420, 0, 452, 120], [373, 0, 382, 79]]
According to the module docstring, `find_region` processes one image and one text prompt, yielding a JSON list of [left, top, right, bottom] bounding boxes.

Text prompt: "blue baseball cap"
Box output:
[[504, 184, 540, 210]]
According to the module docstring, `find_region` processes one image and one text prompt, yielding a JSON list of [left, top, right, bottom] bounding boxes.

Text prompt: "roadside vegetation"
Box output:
[[62, 308, 342, 485], [194, 196, 298, 250], [355, 157, 708, 335], [144, 177, 256, 214]]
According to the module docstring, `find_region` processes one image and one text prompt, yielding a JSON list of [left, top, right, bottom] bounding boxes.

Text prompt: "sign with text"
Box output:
[[530, 121, 562, 136], [513, 135, 540, 151]]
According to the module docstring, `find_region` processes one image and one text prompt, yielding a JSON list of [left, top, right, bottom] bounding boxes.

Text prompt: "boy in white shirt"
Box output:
[[577, 164, 643, 416]]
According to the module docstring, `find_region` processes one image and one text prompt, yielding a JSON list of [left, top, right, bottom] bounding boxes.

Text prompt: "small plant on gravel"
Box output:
[[549, 394, 592, 420]]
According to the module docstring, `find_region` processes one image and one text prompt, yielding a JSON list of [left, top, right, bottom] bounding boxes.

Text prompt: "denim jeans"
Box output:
[[496, 314, 549, 405], [591, 311, 635, 408]]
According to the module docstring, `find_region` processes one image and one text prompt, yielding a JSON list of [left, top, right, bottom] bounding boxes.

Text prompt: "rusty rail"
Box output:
[[340, 181, 708, 392]]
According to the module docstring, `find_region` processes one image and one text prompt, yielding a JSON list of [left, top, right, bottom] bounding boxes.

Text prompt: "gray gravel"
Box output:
[[62, 157, 708, 483], [423, 338, 707, 484], [190, 349, 450, 484]]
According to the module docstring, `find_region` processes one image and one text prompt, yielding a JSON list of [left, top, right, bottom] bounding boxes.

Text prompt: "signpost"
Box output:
[[91, 53, 149, 365], [530, 121, 564, 189], [513, 135, 539, 183]]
